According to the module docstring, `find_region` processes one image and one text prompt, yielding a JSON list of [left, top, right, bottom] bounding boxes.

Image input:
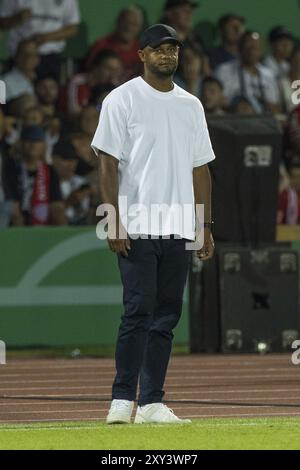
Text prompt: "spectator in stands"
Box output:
[[0, 109, 13, 227], [60, 49, 123, 115], [264, 26, 294, 80], [0, 0, 80, 80], [210, 14, 245, 70], [22, 106, 44, 127], [174, 41, 210, 97], [201, 76, 226, 115], [229, 95, 256, 114], [85, 6, 143, 80], [279, 47, 300, 113], [215, 31, 281, 114], [7, 94, 38, 120], [161, 0, 202, 48], [35, 76, 60, 118], [2, 94, 39, 149], [52, 140, 91, 225], [277, 164, 300, 225], [71, 105, 98, 176], [21, 104, 61, 162], [35, 76, 63, 160], [3, 125, 66, 226], [89, 84, 116, 110], [1, 39, 39, 101]]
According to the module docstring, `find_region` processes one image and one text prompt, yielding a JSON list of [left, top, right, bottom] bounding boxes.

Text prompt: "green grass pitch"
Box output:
[[0, 418, 300, 450]]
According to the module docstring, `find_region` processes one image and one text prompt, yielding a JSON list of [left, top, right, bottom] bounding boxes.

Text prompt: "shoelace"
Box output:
[[113, 401, 132, 410], [161, 404, 176, 416]]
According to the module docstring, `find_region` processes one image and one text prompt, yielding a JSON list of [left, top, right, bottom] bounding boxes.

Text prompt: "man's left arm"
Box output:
[[193, 164, 215, 261], [32, 0, 80, 45], [32, 25, 78, 46]]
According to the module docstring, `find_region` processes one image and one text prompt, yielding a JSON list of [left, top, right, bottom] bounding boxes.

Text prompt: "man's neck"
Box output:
[[17, 66, 35, 81], [24, 159, 39, 172], [272, 52, 285, 63], [142, 71, 174, 92], [115, 32, 135, 47], [223, 42, 238, 56], [242, 62, 258, 75]]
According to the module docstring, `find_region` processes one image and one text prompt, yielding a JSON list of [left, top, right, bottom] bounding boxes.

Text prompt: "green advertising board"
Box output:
[[0, 228, 189, 347]]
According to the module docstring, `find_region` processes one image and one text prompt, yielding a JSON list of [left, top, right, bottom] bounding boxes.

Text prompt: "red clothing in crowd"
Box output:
[[277, 187, 300, 224], [85, 33, 140, 78], [58, 73, 91, 114]]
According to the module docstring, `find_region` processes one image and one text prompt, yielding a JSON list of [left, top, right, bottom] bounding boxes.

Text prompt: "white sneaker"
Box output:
[[134, 403, 192, 424], [106, 399, 134, 424]]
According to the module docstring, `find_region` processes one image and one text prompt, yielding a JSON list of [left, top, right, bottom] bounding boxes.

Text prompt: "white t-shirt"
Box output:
[[263, 55, 290, 80], [0, 0, 80, 55], [215, 60, 280, 113], [91, 76, 215, 240]]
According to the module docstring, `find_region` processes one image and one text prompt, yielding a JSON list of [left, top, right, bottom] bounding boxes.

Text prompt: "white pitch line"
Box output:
[[182, 412, 300, 418], [2, 359, 292, 370], [1, 411, 300, 425], [2, 396, 300, 407], [0, 409, 106, 415], [1, 374, 299, 390], [2, 388, 300, 399], [0, 417, 104, 424], [0, 367, 295, 378], [1, 420, 300, 432], [0, 371, 299, 383]]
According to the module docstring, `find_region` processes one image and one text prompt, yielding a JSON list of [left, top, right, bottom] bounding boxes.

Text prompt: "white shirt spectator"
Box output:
[[1, 67, 34, 101], [0, 0, 80, 55], [215, 60, 280, 113], [264, 55, 290, 80]]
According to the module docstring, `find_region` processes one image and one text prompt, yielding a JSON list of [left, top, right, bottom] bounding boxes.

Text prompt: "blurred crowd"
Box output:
[[0, 0, 300, 227]]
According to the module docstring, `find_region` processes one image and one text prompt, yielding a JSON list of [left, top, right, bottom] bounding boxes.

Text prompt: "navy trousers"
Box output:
[[112, 235, 191, 406]]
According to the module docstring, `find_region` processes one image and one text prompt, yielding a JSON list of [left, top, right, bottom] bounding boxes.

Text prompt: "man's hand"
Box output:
[[107, 220, 131, 257], [196, 227, 215, 261], [31, 33, 49, 46]]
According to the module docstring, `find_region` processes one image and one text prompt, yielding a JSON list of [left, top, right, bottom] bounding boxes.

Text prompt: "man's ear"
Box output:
[[138, 49, 146, 63]]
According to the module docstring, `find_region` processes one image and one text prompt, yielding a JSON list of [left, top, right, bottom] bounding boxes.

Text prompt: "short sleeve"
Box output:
[[193, 101, 216, 168], [91, 92, 127, 161], [63, 0, 81, 26], [0, 0, 17, 17]]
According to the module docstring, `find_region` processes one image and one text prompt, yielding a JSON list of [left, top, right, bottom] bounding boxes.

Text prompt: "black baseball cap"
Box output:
[[139, 24, 182, 50], [269, 26, 293, 43], [164, 0, 198, 9]]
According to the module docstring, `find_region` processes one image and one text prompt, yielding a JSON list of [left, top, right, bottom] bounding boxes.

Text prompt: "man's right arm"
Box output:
[[0, 9, 31, 30], [98, 151, 131, 257]]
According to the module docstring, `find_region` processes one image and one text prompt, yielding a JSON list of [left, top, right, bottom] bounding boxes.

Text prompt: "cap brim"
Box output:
[[149, 37, 183, 48], [273, 33, 293, 41]]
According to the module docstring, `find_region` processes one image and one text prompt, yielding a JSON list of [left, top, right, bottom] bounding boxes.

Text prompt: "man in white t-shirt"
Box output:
[[0, 0, 80, 79], [215, 31, 281, 114], [91, 24, 215, 425]]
